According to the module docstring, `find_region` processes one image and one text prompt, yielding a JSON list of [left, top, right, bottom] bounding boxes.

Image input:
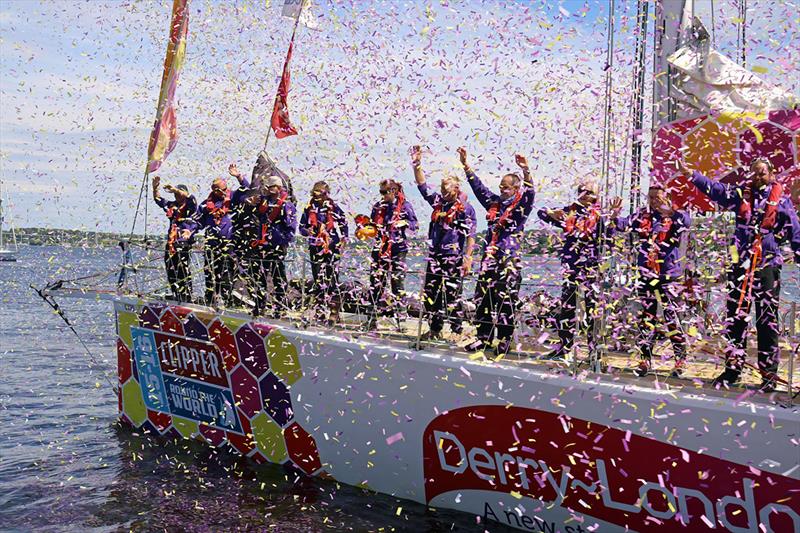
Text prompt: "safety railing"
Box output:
[[115, 237, 800, 399]]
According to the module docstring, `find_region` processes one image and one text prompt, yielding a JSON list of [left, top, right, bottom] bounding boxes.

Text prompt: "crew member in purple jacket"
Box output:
[[152, 175, 198, 303], [249, 175, 297, 318], [299, 181, 348, 324], [365, 178, 418, 331], [227, 162, 257, 302], [458, 147, 536, 356], [684, 158, 800, 391], [411, 145, 477, 341], [538, 179, 607, 360], [615, 184, 691, 378], [198, 176, 234, 307]]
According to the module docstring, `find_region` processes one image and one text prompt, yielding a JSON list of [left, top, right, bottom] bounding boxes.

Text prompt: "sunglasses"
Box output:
[[577, 188, 595, 195], [212, 186, 227, 192], [380, 189, 393, 194]]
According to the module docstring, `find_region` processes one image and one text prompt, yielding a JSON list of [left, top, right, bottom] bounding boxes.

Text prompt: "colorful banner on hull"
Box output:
[[116, 301, 800, 533], [131, 326, 243, 434]]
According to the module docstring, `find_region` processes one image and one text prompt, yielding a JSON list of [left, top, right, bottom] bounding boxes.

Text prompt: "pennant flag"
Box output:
[[270, 35, 298, 139], [147, 0, 189, 173]]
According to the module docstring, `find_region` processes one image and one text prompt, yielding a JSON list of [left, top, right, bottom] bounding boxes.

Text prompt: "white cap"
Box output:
[[264, 175, 283, 188]]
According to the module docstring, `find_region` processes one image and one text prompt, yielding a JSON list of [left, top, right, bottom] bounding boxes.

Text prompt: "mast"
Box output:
[[0, 178, 4, 249], [652, 0, 693, 130], [628, 0, 649, 215]]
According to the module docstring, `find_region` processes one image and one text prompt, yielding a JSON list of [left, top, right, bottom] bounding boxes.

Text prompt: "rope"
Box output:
[[30, 284, 119, 395]]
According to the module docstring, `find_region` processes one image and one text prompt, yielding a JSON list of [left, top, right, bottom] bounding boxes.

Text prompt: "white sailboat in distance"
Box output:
[[0, 178, 19, 262]]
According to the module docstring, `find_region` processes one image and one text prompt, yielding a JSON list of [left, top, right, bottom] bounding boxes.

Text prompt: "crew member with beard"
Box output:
[[685, 158, 800, 391]]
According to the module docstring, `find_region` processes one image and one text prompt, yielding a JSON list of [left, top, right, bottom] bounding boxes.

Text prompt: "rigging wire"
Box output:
[[710, 0, 716, 49], [30, 284, 119, 395]]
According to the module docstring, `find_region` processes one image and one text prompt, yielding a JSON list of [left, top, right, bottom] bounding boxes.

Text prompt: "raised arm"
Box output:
[[229, 163, 250, 189], [515, 153, 536, 211], [152, 175, 167, 209], [412, 145, 438, 206], [538, 207, 566, 228], [688, 169, 739, 211], [459, 146, 497, 209]]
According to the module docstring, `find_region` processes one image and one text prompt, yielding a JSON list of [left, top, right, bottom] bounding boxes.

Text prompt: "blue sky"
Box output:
[[1, 0, 798, 233]]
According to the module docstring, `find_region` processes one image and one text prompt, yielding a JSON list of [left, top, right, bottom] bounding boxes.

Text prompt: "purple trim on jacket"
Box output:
[[417, 182, 477, 256], [299, 201, 349, 254], [370, 197, 418, 255], [230, 177, 251, 206], [690, 171, 800, 267], [255, 196, 297, 249], [198, 195, 233, 240], [616, 208, 691, 280], [538, 203, 604, 269], [155, 195, 199, 243], [466, 169, 535, 258]]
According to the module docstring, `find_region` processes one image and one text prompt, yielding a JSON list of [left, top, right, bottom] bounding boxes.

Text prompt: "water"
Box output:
[[0, 245, 499, 532], [2, 245, 798, 532]]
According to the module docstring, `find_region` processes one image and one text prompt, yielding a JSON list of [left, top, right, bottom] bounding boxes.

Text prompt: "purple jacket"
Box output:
[[198, 194, 234, 240], [155, 195, 199, 244], [466, 169, 535, 259], [538, 203, 604, 269], [370, 196, 418, 255], [418, 183, 477, 256], [253, 194, 297, 249], [230, 177, 251, 206], [616, 208, 691, 280], [299, 201, 349, 255], [691, 171, 800, 268]]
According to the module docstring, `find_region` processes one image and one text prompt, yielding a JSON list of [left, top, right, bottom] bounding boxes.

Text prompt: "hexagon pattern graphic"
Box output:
[[652, 109, 800, 211], [116, 303, 321, 477]]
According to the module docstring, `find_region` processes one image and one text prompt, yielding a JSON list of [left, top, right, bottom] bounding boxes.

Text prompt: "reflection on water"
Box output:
[[0, 245, 508, 532]]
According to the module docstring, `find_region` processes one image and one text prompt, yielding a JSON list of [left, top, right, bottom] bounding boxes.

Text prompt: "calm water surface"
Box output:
[[1, 245, 797, 532], [0, 245, 504, 532]]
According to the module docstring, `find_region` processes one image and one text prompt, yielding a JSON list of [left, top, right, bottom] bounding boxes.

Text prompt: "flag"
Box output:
[[282, 0, 317, 29], [147, 0, 189, 173], [270, 35, 298, 139]]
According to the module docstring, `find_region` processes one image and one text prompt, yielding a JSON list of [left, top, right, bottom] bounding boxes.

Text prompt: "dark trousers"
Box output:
[[474, 255, 521, 343], [165, 242, 193, 302], [637, 278, 687, 361], [423, 254, 464, 334], [724, 265, 781, 375], [203, 238, 234, 305], [556, 267, 597, 353], [247, 246, 288, 316], [369, 250, 407, 318], [310, 250, 340, 314]]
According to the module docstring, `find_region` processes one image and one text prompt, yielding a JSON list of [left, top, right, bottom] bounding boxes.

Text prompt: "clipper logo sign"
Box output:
[[422, 406, 798, 532], [131, 327, 243, 434]]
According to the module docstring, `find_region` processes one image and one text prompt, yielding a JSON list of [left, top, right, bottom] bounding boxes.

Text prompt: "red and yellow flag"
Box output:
[[147, 0, 189, 173], [270, 34, 298, 139]]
